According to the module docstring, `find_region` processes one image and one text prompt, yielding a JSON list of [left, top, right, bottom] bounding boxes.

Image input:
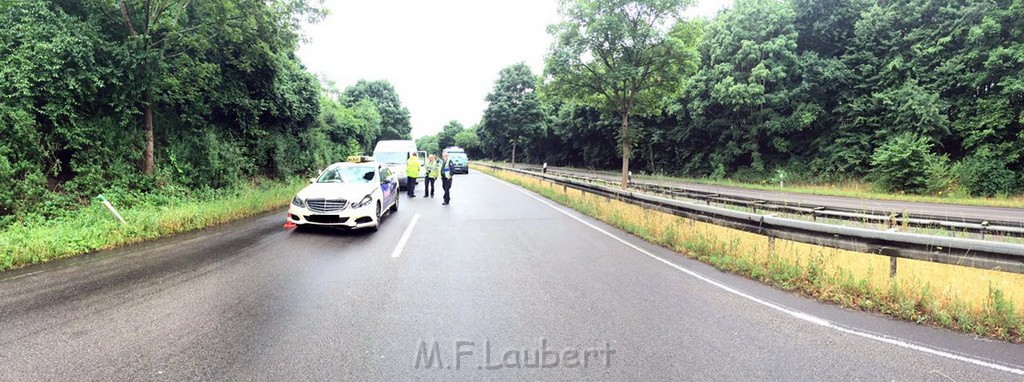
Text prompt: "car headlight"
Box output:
[[352, 194, 373, 209], [292, 196, 306, 208]]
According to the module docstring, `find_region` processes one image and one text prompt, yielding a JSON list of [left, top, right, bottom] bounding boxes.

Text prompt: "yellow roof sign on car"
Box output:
[[347, 155, 374, 163]]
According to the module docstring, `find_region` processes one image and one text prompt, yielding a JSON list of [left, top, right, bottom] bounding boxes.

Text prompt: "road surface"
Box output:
[[2, 172, 1022, 380]]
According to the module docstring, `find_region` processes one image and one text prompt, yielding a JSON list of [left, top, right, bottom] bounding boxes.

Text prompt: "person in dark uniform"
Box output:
[[440, 152, 454, 205]]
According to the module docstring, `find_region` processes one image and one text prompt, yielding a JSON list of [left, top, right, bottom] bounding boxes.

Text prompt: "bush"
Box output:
[[870, 133, 942, 194], [954, 149, 1018, 197]]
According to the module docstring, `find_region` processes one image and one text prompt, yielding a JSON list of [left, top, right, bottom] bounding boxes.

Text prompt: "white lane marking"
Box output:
[[391, 213, 421, 258], [483, 172, 1024, 376]]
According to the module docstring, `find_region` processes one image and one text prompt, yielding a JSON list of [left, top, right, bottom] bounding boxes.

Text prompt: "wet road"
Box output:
[[2, 172, 1023, 380]]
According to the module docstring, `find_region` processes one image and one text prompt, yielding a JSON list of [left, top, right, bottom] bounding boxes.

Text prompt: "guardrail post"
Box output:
[[889, 256, 898, 278], [981, 221, 989, 240], [752, 200, 765, 214]]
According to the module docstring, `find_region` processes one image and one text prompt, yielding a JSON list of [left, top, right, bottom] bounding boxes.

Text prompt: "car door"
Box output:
[[379, 166, 395, 206]]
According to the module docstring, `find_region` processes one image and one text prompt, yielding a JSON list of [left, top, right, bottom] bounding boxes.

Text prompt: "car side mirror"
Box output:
[[309, 178, 316, 184]]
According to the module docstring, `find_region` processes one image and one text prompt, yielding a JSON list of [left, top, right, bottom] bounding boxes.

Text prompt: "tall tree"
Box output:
[[342, 79, 412, 140], [415, 134, 439, 156], [681, 0, 810, 174], [453, 129, 481, 156], [437, 120, 464, 150], [544, 0, 700, 187], [111, 0, 192, 175], [480, 63, 545, 164]]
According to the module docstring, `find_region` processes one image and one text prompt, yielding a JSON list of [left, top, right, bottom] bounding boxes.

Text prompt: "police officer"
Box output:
[[406, 151, 421, 197], [424, 154, 439, 197], [440, 152, 454, 205]]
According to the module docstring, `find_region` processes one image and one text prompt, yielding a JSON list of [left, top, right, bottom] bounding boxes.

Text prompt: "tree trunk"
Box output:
[[143, 91, 155, 175], [620, 112, 630, 189], [511, 142, 517, 168]]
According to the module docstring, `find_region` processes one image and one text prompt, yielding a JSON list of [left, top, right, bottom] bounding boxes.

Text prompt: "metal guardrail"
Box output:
[[520, 166, 1024, 238], [480, 163, 1024, 274]]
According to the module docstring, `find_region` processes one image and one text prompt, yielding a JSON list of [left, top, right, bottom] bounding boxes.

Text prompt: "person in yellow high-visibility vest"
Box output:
[[424, 154, 440, 197], [406, 151, 421, 197]]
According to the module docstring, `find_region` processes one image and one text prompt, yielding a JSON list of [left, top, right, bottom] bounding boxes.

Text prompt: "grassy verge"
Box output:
[[505, 162, 1024, 208], [0, 179, 304, 272], [478, 165, 1024, 342]]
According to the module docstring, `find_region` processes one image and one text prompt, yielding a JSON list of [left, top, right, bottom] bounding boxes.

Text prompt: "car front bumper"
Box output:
[[287, 203, 378, 230]]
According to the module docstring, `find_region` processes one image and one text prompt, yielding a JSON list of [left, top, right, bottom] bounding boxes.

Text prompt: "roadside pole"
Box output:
[[96, 194, 127, 224]]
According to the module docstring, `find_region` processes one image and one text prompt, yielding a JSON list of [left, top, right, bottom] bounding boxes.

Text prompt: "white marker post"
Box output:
[[97, 194, 126, 224]]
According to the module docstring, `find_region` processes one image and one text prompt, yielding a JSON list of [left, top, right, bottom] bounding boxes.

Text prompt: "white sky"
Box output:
[[296, 0, 734, 139]]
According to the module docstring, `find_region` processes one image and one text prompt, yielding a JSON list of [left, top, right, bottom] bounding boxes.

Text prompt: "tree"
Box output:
[[1, 0, 332, 219], [680, 0, 811, 175], [870, 132, 941, 194], [437, 120, 464, 150], [453, 129, 481, 153], [416, 134, 439, 156], [544, 0, 700, 187], [792, 0, 869, 57], [115, 0, 192, 175], [343, 79, 412, 140], [480, 63, 545, 164]]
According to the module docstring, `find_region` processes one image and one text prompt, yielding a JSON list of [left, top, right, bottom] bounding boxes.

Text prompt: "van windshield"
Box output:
[[374, 152, 407, 164]]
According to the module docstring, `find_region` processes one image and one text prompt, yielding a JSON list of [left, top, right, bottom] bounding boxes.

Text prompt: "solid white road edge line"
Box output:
[[481, 172, 1024, 376], [391, 213, 421, 258]]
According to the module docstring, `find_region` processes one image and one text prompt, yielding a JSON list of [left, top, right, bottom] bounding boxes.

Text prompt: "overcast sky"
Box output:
[[296, 0, 734, 139]]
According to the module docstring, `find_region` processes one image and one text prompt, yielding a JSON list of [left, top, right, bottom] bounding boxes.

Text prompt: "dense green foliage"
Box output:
[[342, 79, 413, 140], [869, 133, 944, 193], [479, 63, 545, 162], [437, 120, 464, 151], [416, 120, 483, 158], [1, 1, 403, 224], [474, 0, 1024, 196], [545, 0, 701, 186]]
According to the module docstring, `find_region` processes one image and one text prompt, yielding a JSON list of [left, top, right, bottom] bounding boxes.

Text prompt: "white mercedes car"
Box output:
[[287, 158, 399, 231]]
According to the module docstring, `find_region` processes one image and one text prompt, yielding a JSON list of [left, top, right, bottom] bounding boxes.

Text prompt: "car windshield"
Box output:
[[374, 152, 408, 164], [317, 166, 375, 183], [450, 154, 468, 161]]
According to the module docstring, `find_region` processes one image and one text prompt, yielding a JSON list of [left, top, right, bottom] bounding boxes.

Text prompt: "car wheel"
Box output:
[[371, 202, 382, 232], [390, 195, 399, 212]]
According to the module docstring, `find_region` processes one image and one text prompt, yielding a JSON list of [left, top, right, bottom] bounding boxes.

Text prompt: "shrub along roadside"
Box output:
[[0, 179, 304, 272], [477, 165, 1024, 342]]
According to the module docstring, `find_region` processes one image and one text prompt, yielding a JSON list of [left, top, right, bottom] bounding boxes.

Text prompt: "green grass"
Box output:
[[0, 179, 304, 272], [477, 164, 1024, 342], [495, 162, 1024, 208]]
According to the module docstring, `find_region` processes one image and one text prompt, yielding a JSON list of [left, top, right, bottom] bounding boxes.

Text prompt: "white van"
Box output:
[[372, 140, 426, 189]]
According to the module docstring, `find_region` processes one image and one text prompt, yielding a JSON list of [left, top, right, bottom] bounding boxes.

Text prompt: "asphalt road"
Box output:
[[2, 172, 1023, 381], [538, 165, 1024, 225]]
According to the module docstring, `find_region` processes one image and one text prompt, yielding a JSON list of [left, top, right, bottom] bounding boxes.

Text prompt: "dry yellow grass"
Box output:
[[482, 166, 1024, 339]]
